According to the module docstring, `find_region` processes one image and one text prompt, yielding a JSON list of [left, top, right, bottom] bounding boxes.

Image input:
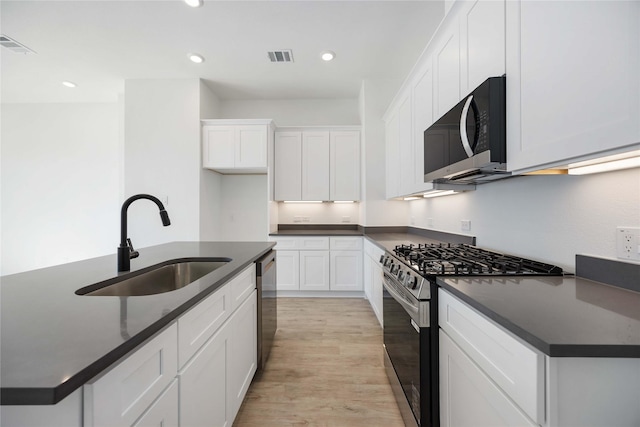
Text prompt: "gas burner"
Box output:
[[393, 243, 563, 276]]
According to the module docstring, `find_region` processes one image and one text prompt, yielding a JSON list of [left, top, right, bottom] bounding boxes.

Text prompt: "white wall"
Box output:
[[220, 98, 360, 126], [277, 202, 360, 225], [1, 103, 120, 275], [218, 175, 269, 241], [359, 79, 409, 226], [407, 167, 640, 271], [199, 81, 223, 241], [124, 79, 201, 248]]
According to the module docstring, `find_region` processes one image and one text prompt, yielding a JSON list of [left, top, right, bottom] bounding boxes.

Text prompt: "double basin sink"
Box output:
[[75, 258, 232, 296]]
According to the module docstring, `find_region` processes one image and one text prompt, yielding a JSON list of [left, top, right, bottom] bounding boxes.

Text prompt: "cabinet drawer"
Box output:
[[438, 289, 544, 424], [363, 239, 384, 260], [83, 324, 178, 427], [299, 237, 330, 250], [178, 284, 232, 368], [330, 236, 362, 251], [230, 264, 256, 310], [271, 237, 299, 250]]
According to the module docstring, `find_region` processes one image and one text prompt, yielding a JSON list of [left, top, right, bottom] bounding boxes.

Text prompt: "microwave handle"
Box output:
[[459, 95, 475, 158]]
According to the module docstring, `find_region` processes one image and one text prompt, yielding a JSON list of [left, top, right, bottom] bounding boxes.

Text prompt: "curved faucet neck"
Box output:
[[120, 194, 166, 246]]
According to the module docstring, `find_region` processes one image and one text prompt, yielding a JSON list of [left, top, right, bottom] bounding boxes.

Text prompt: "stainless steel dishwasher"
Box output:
[[256, 250, 277, 371]]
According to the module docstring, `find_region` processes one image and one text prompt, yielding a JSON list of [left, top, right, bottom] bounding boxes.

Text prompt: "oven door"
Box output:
[[383, 274, 432, 426]]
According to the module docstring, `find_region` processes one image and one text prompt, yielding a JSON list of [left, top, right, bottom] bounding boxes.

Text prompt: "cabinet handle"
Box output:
[[460, 94, 475, 158]]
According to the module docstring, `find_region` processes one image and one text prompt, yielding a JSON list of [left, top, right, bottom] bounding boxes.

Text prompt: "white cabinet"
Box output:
[[133, 380, 179, 427], [440, 331, 536, 427], [411, 60, 434, 195], [330, 131, 361, 201], [300, 250, 331, 291], [179, 325, 230, 427], [459, 0, 506, 95], [227, 290, 258, 420], [274, 128, 361, 201], [385, 108, 401, 199], [363, 239, 384, 327], [272, 236, 363, 294], [202, 119, 274, 174], [433, 17, 461, 120], [274, 131, 303, 200], [506, 0, 640, 172], [83, 325, 179, 427], [303, 132, 330, 201]]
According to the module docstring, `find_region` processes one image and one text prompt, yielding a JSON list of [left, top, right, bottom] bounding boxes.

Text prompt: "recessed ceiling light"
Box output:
[[321, 51, 335, 61], [184, 0, 203, 7], [188, 53, 205, 63], [62, 81, 77, 88]]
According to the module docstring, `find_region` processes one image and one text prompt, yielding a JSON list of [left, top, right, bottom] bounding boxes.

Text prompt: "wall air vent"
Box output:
[[0, 35, 36, 54], [267, 50, 293, 63]]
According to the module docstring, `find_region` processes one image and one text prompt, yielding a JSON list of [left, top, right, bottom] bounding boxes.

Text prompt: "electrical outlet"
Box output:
[[461, 220, 471, 232], [616, 227, 640, 260], [162, 195, 169, 206], [293, 216, 302, 223], [302, 216, 310, 223], [342, 216, 351, 223], [427, 218, 434, 227]]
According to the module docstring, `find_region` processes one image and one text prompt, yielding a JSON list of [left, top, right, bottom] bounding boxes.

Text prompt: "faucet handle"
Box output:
[[127, 238, 140, 259]]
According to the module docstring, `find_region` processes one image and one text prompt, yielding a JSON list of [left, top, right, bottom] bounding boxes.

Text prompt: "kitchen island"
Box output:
[[0, 241, 275, 407]]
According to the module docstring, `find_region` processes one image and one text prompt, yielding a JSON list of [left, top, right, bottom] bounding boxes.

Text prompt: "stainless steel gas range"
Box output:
[[380, 243, 563, 427]]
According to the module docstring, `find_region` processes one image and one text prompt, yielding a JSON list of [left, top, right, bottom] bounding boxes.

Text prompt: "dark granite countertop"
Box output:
[[437, 275, 640, 358], [269, 224, 363, 236], [0, 241, 275, 405]]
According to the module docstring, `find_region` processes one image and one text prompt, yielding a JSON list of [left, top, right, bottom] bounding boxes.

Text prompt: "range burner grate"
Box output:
[[393, 243, 563, 276]]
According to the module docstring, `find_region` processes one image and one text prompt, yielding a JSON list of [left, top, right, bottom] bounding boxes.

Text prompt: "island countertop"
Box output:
[[0, 241, 275, 405]]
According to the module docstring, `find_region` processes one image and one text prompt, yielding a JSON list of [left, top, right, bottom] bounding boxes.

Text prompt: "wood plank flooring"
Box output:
[[233, 298, 404, 427]]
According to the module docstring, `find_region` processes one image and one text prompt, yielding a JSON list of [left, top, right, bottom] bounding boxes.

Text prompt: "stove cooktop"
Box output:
[[392, 243, 563, 277]]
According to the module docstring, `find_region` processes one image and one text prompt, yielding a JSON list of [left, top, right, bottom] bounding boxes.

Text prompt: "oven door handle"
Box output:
[[383, 277, 419, 316]]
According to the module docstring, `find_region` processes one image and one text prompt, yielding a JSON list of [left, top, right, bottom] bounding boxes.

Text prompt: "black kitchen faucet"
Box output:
[[117, 194, 171, 272]]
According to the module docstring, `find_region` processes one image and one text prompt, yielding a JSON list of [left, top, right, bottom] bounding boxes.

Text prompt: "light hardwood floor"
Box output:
[[233, 298, 404, 427]]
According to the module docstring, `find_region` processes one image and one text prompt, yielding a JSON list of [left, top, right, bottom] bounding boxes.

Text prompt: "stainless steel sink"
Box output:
[[76, 258, 232, 296]]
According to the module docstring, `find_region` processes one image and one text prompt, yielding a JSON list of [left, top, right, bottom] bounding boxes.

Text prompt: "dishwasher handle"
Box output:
[[257, 250, 276, 276]]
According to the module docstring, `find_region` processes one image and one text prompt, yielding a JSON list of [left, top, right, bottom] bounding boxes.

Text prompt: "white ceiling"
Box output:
[[1, 0, 443, 104]]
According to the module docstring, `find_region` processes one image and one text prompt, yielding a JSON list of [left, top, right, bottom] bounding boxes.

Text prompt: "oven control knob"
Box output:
[[406, 275, 417, 289], [379, 255, 385, 264], [397, 270, 405, 282], [391, 264, 399, 274]]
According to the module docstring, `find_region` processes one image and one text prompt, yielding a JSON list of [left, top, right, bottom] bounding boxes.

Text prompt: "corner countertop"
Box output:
[[437, 275, 640, 358], [269, 224, 363, 236], [0, 241, 275, 405]]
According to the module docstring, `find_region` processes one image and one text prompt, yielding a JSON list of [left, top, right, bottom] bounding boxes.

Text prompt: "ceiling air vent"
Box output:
[[267, 50, 293, 63], [0, 35, 36, 54]]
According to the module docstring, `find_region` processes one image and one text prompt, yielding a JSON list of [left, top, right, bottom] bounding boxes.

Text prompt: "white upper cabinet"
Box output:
[[274, 128, 361, 201], [385, 109, 401, 199], [433, 17, 461, 119], [274, 131, 302, 201], [459, 0, 506, 94], [411, 59, 435, 195], [202, 119, 274, 174], [506, 0, 640, 172], [330, 130, 361, 201], [302, 132, 330, 201]]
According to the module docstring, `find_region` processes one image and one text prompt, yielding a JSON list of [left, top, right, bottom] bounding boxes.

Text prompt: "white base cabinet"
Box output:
[[439, 288, 640, 427], [440, 331, 536, 427], [363, 239, 384, 327], [272, 236, 363, 294]]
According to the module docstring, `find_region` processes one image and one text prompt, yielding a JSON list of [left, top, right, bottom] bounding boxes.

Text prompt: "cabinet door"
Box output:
[[179, 322, 230, 427], [274, 132, 302, 200], [385, 110, 401, 199], [330, 250, 363, 291], [275, 250, 299, 291], [506, 0, 640, 172], [302, 131, 330, 201], [330, 131, 360, 201], [228, 291, 258, 421], [83, 325, 178, 427], [236, 126, 267, 169], [133, 379, 179, 427], [363, 253, 373, 300], [371, 261, 384, 327], [440, 330, 537, 427], [203, 126, 236, 169], [460, 0, 505, 95], [299, 250, 330, 291], [397, 93, 414, 196], [412, 63, 433, 194], [433, 19, 461, 120]]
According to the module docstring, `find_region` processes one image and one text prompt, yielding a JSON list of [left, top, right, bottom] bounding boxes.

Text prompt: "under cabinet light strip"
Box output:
[[283, 200, 322, 203], [423, 190, 457, 198], [568, 156, 640, 175]]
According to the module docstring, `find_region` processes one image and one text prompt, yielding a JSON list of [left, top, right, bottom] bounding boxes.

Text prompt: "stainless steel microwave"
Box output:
[[424, 76, 508, 184]]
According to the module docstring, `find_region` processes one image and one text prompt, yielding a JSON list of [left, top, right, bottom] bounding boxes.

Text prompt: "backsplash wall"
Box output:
[[278, 202, 360, 225], [407, 167, 640, 272]]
